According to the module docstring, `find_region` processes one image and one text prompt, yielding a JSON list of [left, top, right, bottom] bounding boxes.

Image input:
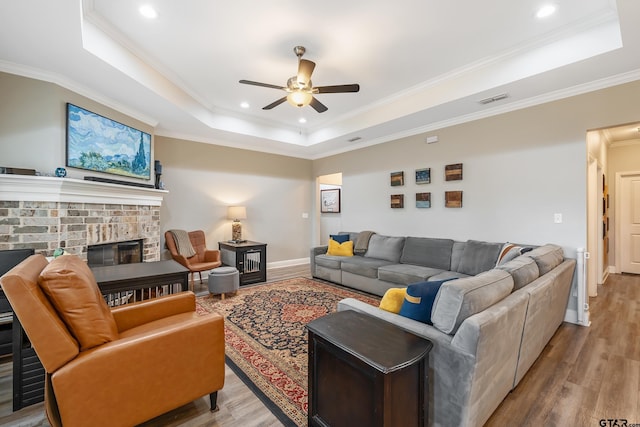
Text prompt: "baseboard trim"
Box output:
[[267, 258, 310, 269], [564, 308, 590, 327]]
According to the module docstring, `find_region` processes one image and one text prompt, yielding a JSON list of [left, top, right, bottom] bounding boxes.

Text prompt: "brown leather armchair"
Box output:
[[0, 254, 225, 427], [165, 230, 222, 286]]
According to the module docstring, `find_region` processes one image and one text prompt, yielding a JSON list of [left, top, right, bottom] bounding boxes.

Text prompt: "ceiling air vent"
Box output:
[[347, 136, 362, 142], [478, 93, 509, 105]]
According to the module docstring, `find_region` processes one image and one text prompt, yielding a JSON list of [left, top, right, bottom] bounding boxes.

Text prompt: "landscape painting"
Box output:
[[66, 103, 151, 180]]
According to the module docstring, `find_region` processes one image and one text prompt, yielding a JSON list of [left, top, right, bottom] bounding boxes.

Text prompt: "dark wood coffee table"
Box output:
[[307, 310, 433, 427], [91, 259, 189, 294]]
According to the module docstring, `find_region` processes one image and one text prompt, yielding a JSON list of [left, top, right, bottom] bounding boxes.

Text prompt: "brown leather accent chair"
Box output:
[[165, 230, 222, 286], [0, 254, 225, 427]]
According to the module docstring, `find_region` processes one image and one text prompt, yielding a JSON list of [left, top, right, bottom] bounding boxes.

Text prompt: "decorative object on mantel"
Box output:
[[320, 189, 341, 213], [416, 192, 431, 208], [445, 163, 463, 181], [390, 171, 404, 186], [227, 206, 247, 243], [154, 160, 163, 189], [445, 191, 463, 208], [0, 166, 36, 175], [415, 168, 431, 184], [391, 194, 404, 208], [55, 167, 67, 178]]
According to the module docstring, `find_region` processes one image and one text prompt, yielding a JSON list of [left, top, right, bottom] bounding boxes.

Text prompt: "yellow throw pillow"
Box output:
[[379, 288, 407, 313], [326, 239, 354, 256]]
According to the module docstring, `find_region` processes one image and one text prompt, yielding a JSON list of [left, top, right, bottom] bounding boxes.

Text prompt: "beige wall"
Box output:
[[0, 72, 153, 182], [154, 136, 313, 264], [2, 70, 640, 277], [312, 80, 640, 258], [0, 71, 313, 264]]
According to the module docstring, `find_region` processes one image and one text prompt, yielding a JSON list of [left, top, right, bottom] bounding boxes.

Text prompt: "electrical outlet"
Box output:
[[554, 213, 562, 223]]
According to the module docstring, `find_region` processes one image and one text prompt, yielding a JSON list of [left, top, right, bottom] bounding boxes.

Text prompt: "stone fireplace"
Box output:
[[0, 175, 166, 261]]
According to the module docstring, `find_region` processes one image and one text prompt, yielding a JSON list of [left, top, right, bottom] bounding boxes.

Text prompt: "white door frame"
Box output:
[[615, 170, 640, 273], [587, 156, 599, 296]]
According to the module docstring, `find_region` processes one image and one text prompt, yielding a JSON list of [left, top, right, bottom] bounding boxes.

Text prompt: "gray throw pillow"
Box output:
[[457, 240, 503, 276], [365, 234, 405, 263]]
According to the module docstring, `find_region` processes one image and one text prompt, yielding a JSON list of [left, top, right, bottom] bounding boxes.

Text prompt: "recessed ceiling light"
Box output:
[[298, 118, 307, 124], [240, 102, 250, 109], [536, 4, 556, 18], [139, 4, 158, 19]]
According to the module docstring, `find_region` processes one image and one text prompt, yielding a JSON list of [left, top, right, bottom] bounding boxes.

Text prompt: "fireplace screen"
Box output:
[[88, 239, 143, 267]]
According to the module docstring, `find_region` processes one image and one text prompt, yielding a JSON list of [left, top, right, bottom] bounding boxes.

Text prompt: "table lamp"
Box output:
[[227, 206, 247, 242]]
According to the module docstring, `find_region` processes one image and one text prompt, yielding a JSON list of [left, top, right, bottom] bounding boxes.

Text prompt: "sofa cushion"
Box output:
[[379, 288, 407, 313], [400, 237, 454, 270], [399, 278, 457, 324], [525, 244, 564, 275], [378, 264, 444, 285], [497, 255, 540, 290], [38, 255, 118, 351], [456, 240, 503, 276], [315, 254, 346, 269], [365, 234, 405, 263], [326, 239, 354, 256], [330, 234, 350, 244], [432, 269, 514, 335], [341, 257, 395, 278]]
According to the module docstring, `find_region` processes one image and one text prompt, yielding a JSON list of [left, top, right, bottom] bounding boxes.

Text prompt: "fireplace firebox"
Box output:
[[87, 239, 143, 267]]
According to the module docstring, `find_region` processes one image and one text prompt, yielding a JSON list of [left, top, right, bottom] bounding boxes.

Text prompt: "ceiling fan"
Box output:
[[239, 46, 360, 113]]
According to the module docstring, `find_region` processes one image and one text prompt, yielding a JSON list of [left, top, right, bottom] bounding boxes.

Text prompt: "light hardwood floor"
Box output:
[[1, 267, 639, 426]]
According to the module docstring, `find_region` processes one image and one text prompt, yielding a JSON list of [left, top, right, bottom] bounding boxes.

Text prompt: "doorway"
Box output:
[[317, 172, 343, 245], [616, 172, 640, 274]]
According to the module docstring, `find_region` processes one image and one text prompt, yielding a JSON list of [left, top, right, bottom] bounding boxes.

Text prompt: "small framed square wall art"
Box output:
[[416, 192, 431, 208], [391, 194, 404, 208], [320, 189, 341, 213], [390, 171, 404, 186], [445, 191, 463, 208], [415, 168, 431, 184]]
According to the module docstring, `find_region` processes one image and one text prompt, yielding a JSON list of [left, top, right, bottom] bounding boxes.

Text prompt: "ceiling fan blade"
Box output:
[[315, 84, 360, 94], [297, 59, 316, 85], [239, 80, 286, 90], [263, 97, 287, 110], [309, 97, 328, 113]]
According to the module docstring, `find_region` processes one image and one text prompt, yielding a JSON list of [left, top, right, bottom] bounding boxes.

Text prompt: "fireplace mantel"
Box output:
[[0, 174, 167, 206]]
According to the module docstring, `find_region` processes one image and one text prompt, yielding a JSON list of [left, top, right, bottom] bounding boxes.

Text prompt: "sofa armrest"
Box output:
[[111, 291, 196, 333], [51, 312, 225, 427], [310, 246, 328, 276]]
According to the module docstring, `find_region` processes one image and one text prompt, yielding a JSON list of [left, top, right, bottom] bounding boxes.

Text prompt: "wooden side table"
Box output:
[[307, 310, 432, 427], [218, 241, 267, 285]]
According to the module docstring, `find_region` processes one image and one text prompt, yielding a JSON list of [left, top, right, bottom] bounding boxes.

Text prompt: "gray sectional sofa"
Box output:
[[310, 232, 576, 427]]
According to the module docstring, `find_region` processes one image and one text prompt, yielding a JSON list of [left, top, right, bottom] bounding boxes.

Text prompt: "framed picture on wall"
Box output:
[[415, 168, 431, 184], [416, 192, 431, 208], [390, 171, 404, 186], [321, 189, 341, 213], [445, 163, 463, 181], [391, 194, 404, 208]]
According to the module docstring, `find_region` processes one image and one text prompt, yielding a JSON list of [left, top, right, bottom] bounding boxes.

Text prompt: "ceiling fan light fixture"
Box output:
[[287, 91, 313, 107]]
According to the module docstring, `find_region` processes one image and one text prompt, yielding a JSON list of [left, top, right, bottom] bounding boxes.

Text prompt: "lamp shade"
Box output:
[[287, 91, 313, 107], [227, 206, 247, 221]]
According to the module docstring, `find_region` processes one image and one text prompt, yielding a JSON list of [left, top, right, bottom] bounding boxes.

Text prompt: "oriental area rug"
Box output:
[[196, 277, 380, 427]]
